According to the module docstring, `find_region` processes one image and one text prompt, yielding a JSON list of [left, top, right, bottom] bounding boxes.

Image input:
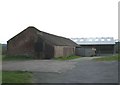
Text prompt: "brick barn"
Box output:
[[7, 26, 78, 59]]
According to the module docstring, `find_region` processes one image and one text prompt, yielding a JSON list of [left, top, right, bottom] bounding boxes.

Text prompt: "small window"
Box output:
[[89, 39, 92, 41], [101, 39, 104, 41], [80, 39, 84, 41], [107, 39, 111, 41], [95, 39, 99, 41]]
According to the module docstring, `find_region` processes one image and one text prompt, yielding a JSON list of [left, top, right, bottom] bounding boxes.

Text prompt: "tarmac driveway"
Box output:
[[2, 57, 118, 83], [33, 60, 118, 83]]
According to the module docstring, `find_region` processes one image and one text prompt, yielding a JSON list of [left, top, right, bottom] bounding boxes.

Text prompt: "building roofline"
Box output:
[[7, 26, 69, 42], [7, 26, 78, 46]]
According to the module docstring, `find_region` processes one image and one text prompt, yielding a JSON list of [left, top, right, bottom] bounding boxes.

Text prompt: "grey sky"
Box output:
[[0, 0, 119, 44]]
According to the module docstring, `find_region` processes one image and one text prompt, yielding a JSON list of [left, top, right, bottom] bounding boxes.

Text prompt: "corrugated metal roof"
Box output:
[[71, 37, 115, 45]]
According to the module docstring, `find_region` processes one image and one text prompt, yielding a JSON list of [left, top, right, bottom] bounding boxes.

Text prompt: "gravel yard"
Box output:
[[2, 60, 77, 73], [2, 57, 119, 83]]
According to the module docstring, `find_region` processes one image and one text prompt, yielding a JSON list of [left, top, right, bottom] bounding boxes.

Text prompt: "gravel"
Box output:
[[2, 57, 118, 83]]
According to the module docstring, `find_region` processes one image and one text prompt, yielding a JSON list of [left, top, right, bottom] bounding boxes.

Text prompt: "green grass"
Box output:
[[94, 55, 120, 61], [2, 55, 33, 61], [54, 55, 80, 60], [2, 71, 32, 83]]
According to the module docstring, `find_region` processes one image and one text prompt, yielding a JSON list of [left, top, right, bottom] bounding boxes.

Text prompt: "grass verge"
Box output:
[[93, 55, 120, 61], [2, 71, 32, 83], [54, 55, 80, 60], [2, 55, 33, 61]]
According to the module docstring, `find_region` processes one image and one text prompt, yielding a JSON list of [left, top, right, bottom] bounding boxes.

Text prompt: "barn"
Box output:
[[7, 26, 78, 59], [71, 37, 116, 56], [115, 41, 120, 54]]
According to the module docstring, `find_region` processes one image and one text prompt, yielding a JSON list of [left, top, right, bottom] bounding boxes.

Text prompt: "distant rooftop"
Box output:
[[71, 37, 116, 45]]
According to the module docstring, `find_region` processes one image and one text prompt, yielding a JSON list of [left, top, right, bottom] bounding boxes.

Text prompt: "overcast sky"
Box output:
[[0, 0, 119, 44]]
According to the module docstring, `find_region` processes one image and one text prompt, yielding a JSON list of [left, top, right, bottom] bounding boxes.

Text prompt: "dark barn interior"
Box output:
[[71, 38, 116, 56], [80, 44, 115, 55]]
